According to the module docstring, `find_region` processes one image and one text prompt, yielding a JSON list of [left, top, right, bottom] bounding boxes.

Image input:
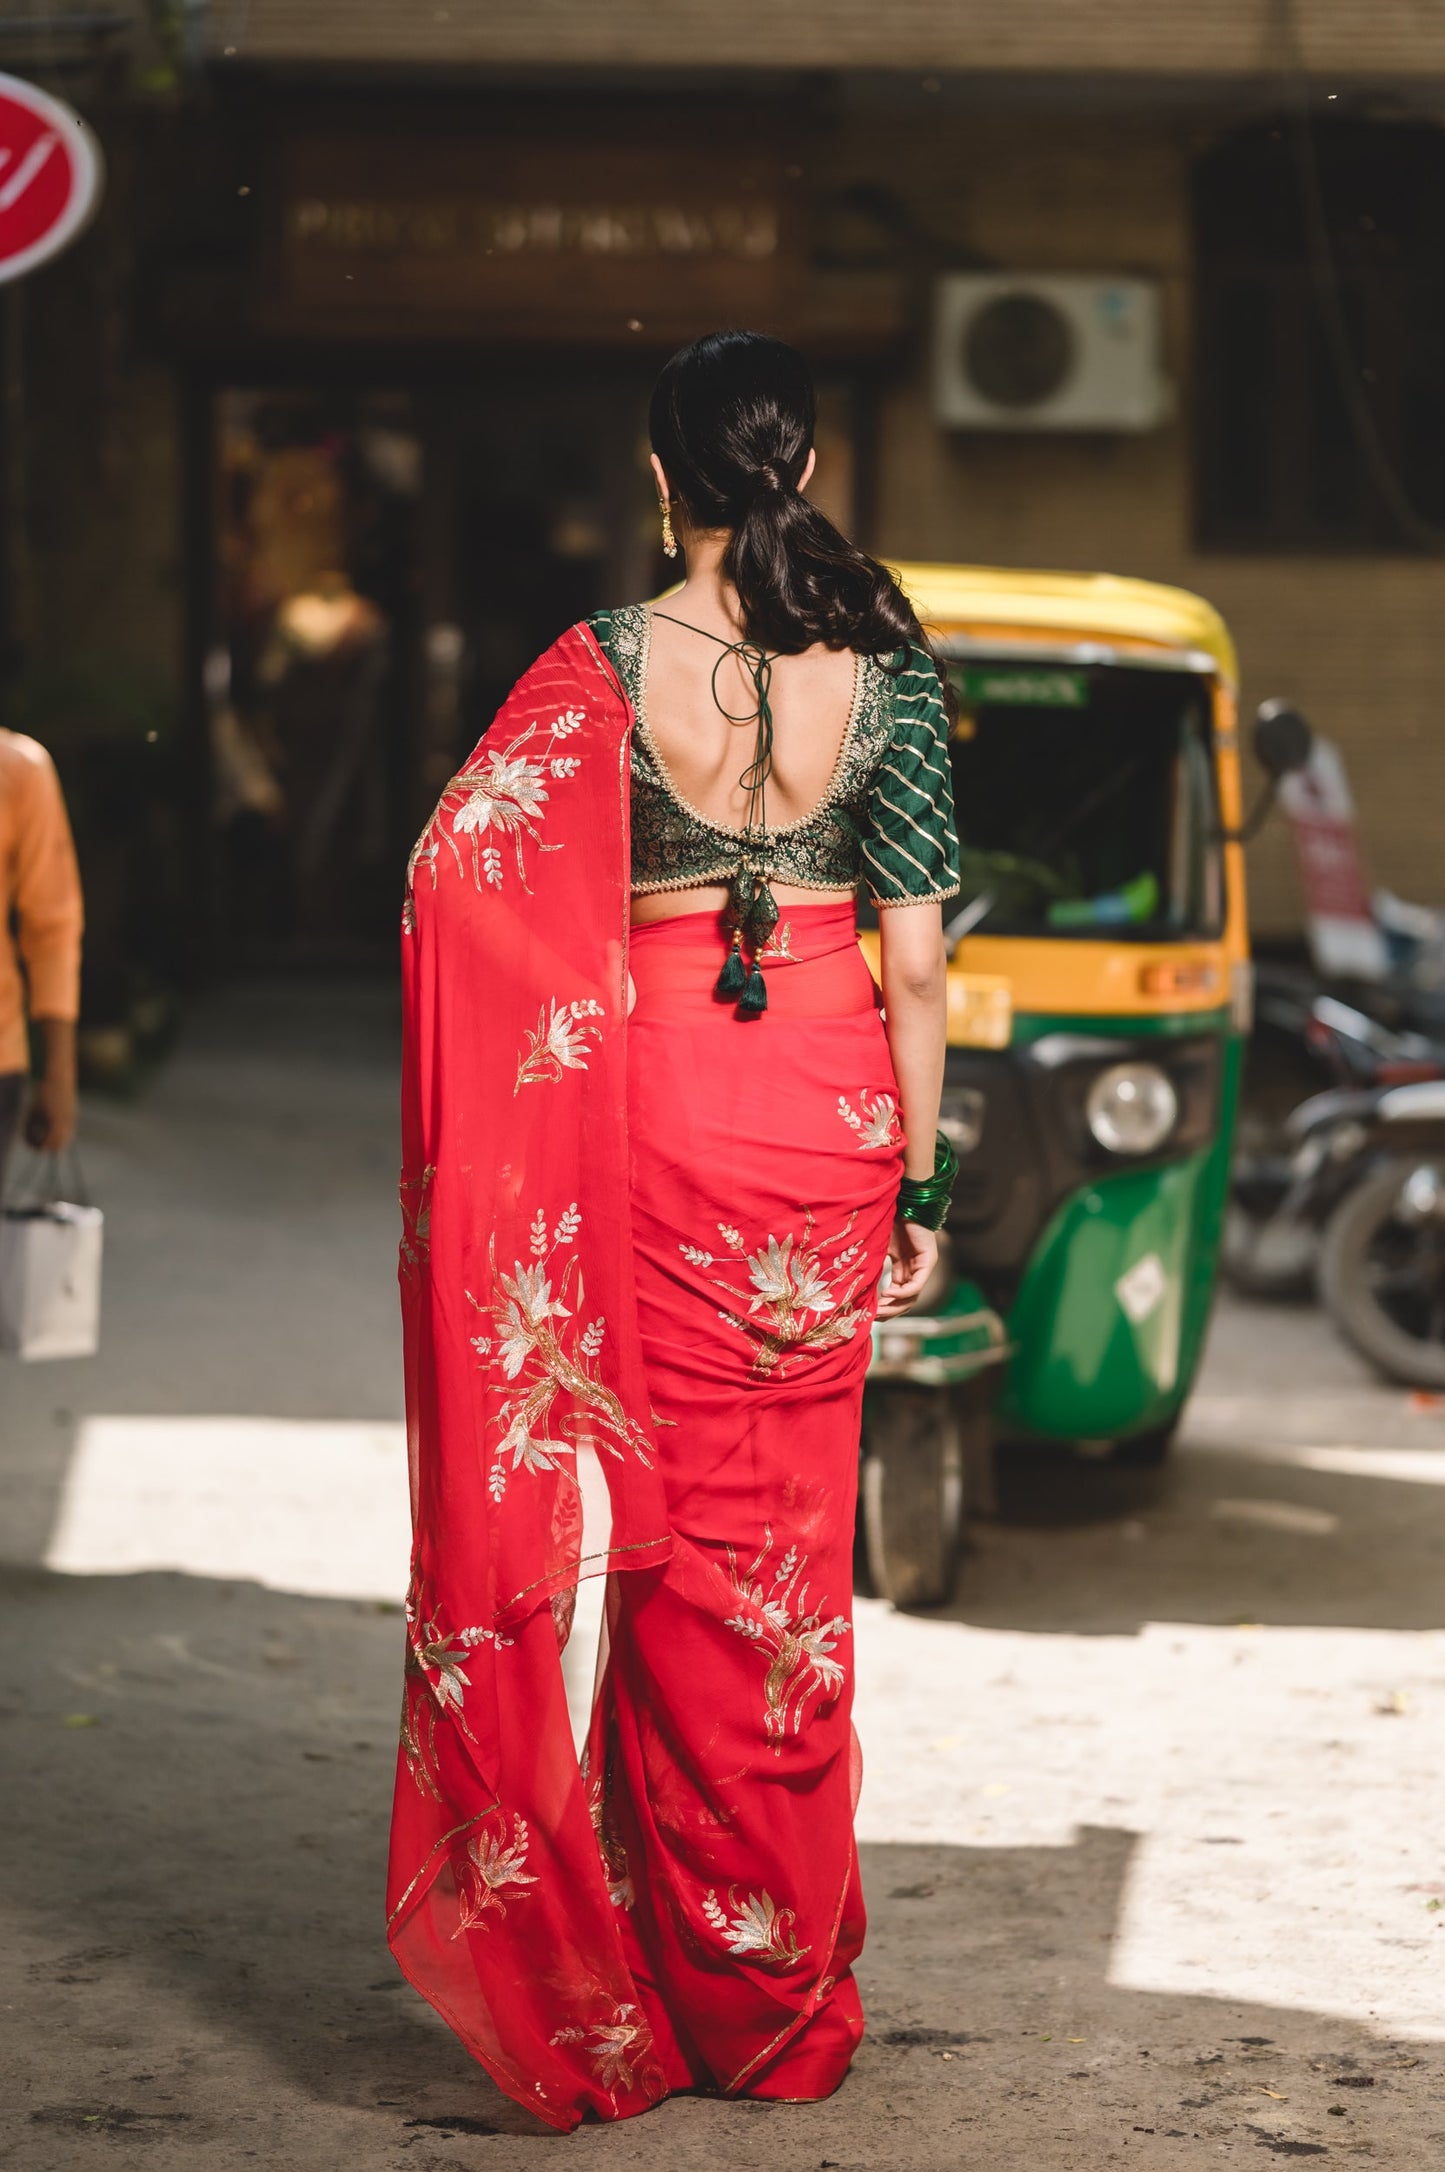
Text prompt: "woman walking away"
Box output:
[[389, 330, 960, 2128]]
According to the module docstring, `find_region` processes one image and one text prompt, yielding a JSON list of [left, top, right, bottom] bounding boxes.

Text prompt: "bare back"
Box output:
[[631, 606, 860, 922]]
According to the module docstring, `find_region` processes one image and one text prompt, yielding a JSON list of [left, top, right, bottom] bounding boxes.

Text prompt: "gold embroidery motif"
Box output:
[[400, 1579, 514, 1798], [550, 2001, 651, 2094], [450, 1811, 539, 1935], [406, 705, 586, 897], [681, 1211, 869, 1378], [581, 1742, 635, 1911], [702, 1885, 811, 1969], [514, 997, 606, 1093], [838, 1089, 903, 1150], [469, 1204, 653, 1502], [725, 1528, 851, 1745], [758, 919, 796, 960], [398, 1163, 435, 1283]]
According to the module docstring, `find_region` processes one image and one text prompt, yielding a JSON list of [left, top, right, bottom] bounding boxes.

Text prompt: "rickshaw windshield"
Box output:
[[944, 658, 1224, 942]]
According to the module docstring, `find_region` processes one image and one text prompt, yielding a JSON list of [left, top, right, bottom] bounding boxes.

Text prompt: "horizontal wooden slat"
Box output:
[[205, 1, 1445, 76]]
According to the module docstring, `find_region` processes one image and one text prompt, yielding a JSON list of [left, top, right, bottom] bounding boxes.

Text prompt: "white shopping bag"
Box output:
[[0, 1156, 103, 1360]]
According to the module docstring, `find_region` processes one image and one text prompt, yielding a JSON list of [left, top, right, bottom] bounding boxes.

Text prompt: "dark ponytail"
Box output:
[[648, 330, 934, 666]]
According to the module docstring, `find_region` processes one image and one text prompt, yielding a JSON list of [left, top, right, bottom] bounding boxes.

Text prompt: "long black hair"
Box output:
[[648, 330, 931, 662]]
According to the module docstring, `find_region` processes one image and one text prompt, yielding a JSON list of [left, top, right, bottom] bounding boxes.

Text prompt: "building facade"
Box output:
[[6, 1, 1445, 982]]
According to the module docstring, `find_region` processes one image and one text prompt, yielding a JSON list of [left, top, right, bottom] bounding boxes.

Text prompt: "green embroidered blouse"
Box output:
[[587, 604, 960, 907]]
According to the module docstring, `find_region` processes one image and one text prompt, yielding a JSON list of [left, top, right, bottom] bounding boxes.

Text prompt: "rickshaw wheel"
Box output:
[[1111, 1423, 1177, 1468], [860, 1385, 971, 1608]]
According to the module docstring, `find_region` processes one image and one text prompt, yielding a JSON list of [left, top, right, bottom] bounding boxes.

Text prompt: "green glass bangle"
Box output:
[[896, 1130, 959, 1231]]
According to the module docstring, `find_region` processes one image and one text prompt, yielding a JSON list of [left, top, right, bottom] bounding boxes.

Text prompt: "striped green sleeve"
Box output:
[[861, 645, 961, 906]]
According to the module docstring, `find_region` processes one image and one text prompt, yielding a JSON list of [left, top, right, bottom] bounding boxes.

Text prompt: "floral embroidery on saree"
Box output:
[[400, 1581, 515, 1798], [838, 1089, 903, 1150], [406, 705, 586, 897], [468, 1205, 655, 1502], [702, 1886, 811, 1970], [581, 1743, 635, 1912], [450, 1812, 539, 1934], [724, 1529, 851, 1744], [679, 1212, 870, 1378], [549, 2002, 652, 2095], [398, 1162, 435, 1283], [514, 998, 606, 1093]]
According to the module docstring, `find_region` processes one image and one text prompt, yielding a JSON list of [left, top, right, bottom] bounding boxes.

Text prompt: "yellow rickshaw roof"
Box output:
[[891, 561, 1238, 688]]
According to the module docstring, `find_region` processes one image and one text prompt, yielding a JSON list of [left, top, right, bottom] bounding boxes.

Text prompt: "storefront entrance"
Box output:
[[204, 365, 659, 961]]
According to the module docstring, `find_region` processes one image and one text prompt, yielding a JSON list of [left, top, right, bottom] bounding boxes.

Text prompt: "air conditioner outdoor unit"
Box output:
[[932, 273, 1169, 431]]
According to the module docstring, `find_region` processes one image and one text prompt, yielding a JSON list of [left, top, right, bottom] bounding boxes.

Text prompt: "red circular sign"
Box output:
[[0, 71, 103, 284]]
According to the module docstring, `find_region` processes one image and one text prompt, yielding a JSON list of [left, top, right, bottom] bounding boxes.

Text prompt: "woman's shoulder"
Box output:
[[582, 601, 647, 643], [861, 641, 948, 740], [580, 604, 649, 694]]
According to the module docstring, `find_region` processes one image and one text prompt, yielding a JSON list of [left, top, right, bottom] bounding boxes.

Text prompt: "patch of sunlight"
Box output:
[[1208, 1497, 1340, 1535], [45, 1415, 410, 1601], [1189, 1437, 1445, 1487], [852, 1601, 1445, 2040], [47, 1415, 610, 1743]]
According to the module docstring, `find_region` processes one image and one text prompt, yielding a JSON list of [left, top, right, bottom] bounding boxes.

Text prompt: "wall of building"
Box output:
[[15, 76, 1445, 942], [837, 108, 1445, 932]]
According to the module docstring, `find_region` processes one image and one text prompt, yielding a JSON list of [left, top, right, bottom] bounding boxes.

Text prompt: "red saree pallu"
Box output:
[[390, 626, 902, 2128]]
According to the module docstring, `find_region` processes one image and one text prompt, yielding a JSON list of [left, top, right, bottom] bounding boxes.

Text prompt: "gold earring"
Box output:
[[659, 498, 678, 559]]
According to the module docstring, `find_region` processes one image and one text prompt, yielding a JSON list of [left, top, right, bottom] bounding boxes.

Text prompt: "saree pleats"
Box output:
[[586, 904, 901, 2100], [389, 629, 900, 2127]]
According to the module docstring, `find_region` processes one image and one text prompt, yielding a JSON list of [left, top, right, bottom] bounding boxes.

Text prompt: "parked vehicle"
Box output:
[[860, 562, 1310, 1605], [1317, 1081, 1445, 1387], [1225, 991, 1445, 1300]]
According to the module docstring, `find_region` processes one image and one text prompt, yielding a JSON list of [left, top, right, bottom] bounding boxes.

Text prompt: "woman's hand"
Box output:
[[877, 1216, 938, 1318]]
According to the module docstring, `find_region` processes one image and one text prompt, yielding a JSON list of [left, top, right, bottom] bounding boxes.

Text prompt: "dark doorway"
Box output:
[[205, 367, 660, 962]]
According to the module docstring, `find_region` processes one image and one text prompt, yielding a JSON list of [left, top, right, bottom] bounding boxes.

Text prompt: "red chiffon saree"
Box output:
[[389, 623, 902, 2127]]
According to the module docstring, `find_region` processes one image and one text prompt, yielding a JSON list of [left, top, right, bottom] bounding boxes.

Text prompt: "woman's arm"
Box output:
[[876, 898, 948, 1318]]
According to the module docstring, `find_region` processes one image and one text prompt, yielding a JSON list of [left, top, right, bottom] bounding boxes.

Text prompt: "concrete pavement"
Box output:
[[2, 982, 1443, 2169]]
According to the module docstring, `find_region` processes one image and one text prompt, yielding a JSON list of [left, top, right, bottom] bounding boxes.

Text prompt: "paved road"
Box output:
[[3, 984, 1443, 2169]]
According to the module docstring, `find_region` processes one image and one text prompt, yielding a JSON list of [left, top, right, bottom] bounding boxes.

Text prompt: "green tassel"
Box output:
[[715, 941, 748, 998], [738, 963, 769, 1014]]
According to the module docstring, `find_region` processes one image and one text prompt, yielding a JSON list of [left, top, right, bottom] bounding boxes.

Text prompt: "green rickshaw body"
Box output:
[[994, 1016, 1242, 1442], [865, 564, 1251, 1452]]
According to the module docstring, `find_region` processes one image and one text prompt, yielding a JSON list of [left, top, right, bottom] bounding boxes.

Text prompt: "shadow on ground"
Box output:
[[2, 1566, 1439, 2172]]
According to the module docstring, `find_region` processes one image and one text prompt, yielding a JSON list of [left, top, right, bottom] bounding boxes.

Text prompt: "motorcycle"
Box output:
[[1223, 992, 1445, 1300], [1317, 1080, 1445, 1388]]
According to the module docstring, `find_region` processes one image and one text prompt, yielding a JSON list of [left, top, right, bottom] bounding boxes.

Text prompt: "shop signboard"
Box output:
[[0, 71, 103, 285], [263, 122, 803, 346]]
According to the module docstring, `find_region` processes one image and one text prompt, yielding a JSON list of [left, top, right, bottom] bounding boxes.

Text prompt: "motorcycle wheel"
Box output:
[[860, 1385, 970, 1608], [1319, 1160, 1445, 1389]]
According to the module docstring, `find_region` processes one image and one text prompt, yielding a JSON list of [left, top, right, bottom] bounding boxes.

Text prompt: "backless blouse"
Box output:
[[588, 604, 961, 907]]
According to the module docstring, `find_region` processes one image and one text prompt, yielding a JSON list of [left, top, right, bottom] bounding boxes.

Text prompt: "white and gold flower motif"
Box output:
[[838, 1090, 903, 1150], [451, 1812, 539, 1935], [514, 996, 606, 1094], [406, 707, 586, 898], [701, 1885, 810, 1969], [724, 1527, 851, 1744], [469, 1206, 654, 1503], [550, 2002, 650, 2094], [699, 1212, 868, 1378]]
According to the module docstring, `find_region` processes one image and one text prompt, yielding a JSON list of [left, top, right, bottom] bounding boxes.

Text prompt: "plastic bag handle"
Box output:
[[3, 1143, 91, 1211]]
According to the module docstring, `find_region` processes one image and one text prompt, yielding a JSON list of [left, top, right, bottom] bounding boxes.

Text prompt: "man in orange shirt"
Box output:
[[0, 727, 83, 1174]]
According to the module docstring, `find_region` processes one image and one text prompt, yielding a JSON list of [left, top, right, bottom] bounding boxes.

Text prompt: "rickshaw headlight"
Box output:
[[1086, 1062, 1178, 1155]]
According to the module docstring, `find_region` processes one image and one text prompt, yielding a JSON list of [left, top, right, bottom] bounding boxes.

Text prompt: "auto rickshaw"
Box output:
[[859, 562, 1310, 1606]]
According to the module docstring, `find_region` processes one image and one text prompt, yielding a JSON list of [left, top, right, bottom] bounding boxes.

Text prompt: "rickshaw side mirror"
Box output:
[[1253, 698, 1314, 780]]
